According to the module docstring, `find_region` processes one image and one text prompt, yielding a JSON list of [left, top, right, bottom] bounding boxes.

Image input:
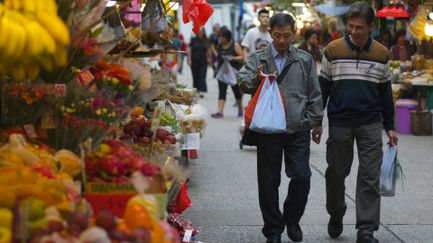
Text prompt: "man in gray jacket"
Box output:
[[237, 13, 323, 243]]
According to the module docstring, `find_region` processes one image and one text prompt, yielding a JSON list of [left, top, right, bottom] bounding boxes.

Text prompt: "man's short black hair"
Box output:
[[258, 9, 270, 16], [270, 13, 295, 31], [346, 1, 375, 26]]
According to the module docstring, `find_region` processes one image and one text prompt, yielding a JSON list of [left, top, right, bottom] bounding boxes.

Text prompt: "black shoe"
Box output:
[[327, 216, 343, 238], [357, 235, 379, 243], [265, 235, 281, 243], [287, 224, 303, 242]]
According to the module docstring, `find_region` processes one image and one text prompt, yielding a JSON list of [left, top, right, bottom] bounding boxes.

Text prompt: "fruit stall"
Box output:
[[0, 0, 213, 242], [389, 4, 433, 136]]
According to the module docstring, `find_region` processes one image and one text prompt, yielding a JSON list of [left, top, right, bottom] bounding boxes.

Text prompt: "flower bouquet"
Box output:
[[89, 61, 134, 97], [0, 81, 53, 126]]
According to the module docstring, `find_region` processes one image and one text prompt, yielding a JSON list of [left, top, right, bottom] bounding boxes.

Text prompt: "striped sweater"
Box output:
[[319, 35, 394, 130]]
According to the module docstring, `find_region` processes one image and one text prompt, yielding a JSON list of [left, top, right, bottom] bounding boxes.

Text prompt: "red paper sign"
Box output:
[[76, 69, 95, 87]]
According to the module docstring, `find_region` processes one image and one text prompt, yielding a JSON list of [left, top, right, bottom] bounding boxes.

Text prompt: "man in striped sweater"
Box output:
[[318, 2, 399, 243]]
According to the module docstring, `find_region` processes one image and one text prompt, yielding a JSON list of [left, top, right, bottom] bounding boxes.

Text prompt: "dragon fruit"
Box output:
[[85, 140, 162, 182], [96, 156, 127, 177], [140, 163, 160, 176]]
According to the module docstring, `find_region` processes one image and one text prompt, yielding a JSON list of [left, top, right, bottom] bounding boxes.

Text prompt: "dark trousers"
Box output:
[[191, 60, 207, 92], [325, 122, 383, 236], [217, 81, 243, 100], [256, 131, 311, 238]]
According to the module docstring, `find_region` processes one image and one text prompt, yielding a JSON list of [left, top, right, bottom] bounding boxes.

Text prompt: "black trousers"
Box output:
[[256, 131, 311, 238], [217, 80, 243, 100], [191, 60, 207, 92]]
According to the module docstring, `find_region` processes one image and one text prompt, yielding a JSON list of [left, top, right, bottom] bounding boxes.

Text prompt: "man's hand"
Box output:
[[386, 130, 398, 146], [257, 65, 277, 81], [311, 126, 323, 144]]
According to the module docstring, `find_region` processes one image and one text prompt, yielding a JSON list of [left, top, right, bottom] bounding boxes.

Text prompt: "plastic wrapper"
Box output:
[[411, 55, 425, 71], [141, 0, 167, 33], [380, 146, 404, 197], [175, 104, 207, 134], [182, 0, 214, 34]]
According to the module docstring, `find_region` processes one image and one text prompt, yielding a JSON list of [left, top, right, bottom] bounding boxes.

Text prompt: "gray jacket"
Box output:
[[237, 45, 323, 134]]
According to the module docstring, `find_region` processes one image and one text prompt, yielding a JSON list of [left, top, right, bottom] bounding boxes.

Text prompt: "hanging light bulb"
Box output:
[[296, 18, 304, 30], [425, 20, 433, 37], [106, 1, 116, 7]]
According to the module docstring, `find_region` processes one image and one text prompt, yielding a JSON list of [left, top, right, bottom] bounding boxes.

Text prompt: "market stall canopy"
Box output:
[[314, 3, 350, 16]]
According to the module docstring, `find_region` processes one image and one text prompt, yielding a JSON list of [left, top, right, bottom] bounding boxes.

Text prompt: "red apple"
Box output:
[[138, 137, 151, 145], [155, 128, 167, 140], [68, 211, 89, 230], [131, 227, 151, 243], [109, 229, 131, 241], [123, 124, 135, 134], [166, 135, 176, 144], [136, 118, 146, 128], [95, 210, 116, 231], [47, 219, 64, 233]]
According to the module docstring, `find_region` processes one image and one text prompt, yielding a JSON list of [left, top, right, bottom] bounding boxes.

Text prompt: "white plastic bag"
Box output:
[[380, 146, 403, 197], [215, 60, 237, 86], [250, 76, 286, 133]]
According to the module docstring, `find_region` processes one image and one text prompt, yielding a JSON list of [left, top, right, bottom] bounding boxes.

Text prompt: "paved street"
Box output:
[[177, 64, 433, 243]]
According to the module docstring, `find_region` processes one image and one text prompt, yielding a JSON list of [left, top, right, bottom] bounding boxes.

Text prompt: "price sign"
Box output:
[[54, 84, 67, 97], [180, 133, 200, 150], [41, 111, 56, 129], [151, 105, 163, 133], [23, 124, 37, 139], [182, 229, 193, 242], [76, 69, 95, 87]]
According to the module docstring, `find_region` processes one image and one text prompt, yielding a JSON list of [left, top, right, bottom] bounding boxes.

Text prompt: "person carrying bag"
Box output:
[[237, 13, 323, 243], [211, 26, 244, 119]]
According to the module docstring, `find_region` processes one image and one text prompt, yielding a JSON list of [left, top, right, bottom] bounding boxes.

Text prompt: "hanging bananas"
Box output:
[[0, 0, 70, 81]]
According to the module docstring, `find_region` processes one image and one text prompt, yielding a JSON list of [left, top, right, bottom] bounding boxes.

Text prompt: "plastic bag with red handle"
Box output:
[[182, 0, 214, 34]]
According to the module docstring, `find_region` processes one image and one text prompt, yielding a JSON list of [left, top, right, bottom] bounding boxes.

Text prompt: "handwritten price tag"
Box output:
[[76, 69, 95, 87], [182, 229, 192, 242], [151, 105, 163, 133], [54, 84, 67, 97], [23, 124, 37, 139], [41, 111, 56, 129]]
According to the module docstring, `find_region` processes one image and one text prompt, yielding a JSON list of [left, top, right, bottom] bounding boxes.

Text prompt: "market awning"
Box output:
[[314, 3, 351, 16]]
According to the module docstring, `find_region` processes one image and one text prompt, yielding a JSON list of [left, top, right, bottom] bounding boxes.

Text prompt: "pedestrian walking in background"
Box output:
[[211, 26, 244, 119], [241, 9, 272, 61], [298, 28, 322, 63], [390, 29, 415, 61], [177, 33, 187, 74], [378, 30, 394, 49], [187, 27, 211, 97], [237, 13, 323, 243], [161, 28, 180, 83], [318, 2, 398, 243], [209, 23, 221, 77]]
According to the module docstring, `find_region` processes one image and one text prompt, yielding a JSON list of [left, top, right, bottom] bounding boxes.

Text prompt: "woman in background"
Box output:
[[211, 26, 244, 118], [390, 29, 415, 61], [298, 28, 321, 62], [188, 27, 210, 97]]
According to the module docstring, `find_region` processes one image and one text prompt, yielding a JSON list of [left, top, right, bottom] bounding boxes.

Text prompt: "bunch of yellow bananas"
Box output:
[[0, 0, 70, 81], [408, 6, 432, 43]]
